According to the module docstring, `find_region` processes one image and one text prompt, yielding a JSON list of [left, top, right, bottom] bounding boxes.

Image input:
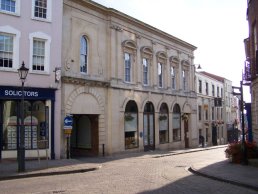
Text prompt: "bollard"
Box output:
[[102, 144, 105, 157]]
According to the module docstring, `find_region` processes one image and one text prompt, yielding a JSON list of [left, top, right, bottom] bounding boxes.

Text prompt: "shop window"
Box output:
[[159, 103, 169, 144], [172, 104, 181, 141], [124, 100, 138, 149], [1, 100, 49, 151]]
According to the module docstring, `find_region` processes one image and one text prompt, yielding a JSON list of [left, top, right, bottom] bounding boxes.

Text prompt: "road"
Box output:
[[0, 147, 257, 194]]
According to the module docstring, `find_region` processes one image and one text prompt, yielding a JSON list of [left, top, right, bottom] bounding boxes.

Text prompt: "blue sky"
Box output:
[[92, 0, 250, 101]]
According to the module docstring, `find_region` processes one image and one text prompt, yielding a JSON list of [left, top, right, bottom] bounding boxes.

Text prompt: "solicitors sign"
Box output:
[[0, 86, 56, 100]]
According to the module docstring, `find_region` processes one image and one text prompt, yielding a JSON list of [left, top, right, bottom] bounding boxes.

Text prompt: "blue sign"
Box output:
[[0, 86, 56, 100], [64, 116, 73, 127]]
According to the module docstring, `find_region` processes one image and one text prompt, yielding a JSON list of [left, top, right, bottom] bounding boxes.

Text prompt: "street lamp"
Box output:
[[17, 61, 29, 172], [232, 81, 248, 165]]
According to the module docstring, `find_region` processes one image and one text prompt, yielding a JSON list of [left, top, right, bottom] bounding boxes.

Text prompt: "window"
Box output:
[[0, 26, 20, 70], [172, 104, 181, 141], [29, 32, 51, 74], [205, 82, 209, 95], [198, 105, 202, 121], [217, 86, 220, 97], [0, 33, 13, 68], [1, 0, 15, 12], [198, 80, 202, 93], [32, 38, 45, 71], [182, 70, 187, 90], [221, 88, 223, 98], [2, 100, 49, 150], [124, 52, 131, 82], [80, 36, 88, 74], [205, 109, 208, 120], [124, 101, 138, 149], [0, 0, 20, 15], [143, 58, 149, 85], [212, 107, 215, 120], [141, 46, 152, 86], [158, 62, 163, 88], [212, 84, 215, 96], [32, 0, 51, 21], [171, 66, 176, 89], [159, 103, 169, 144]]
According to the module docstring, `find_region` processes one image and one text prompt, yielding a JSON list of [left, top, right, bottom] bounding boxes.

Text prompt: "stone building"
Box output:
[[244, 0, 258, 143], [61, 0, 198, 157], [196, 71, 232, 146]]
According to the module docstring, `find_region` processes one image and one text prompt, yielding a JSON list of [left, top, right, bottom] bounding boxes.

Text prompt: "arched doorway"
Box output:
[[124, 100, 138, 149], [143, 102, 155, 151], [70, 114, 99, 157]]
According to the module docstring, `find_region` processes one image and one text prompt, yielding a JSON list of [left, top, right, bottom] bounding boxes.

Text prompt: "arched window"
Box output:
[[124, 100, 138, 149], [141, 46, 153, 86], [159, 103, 169, 144], [156, 51, 167, 88], [80, 36, 88, 73], [173, 104, 181, 141], [122, 40, 137, 83]]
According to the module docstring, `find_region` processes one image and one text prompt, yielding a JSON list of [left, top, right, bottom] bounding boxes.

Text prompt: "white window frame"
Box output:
[[182, 70, 187, 90], [0, 0, 20, 16], [142, 57, 149, 86], [171, 66, 176, 89], [158, 62, 163, 88], [124, 52, 132, 83], [0, 25, 20, 71], [80, 35, 88, 74], [31, 0, 52, 22], [29, 31, 51, 74]]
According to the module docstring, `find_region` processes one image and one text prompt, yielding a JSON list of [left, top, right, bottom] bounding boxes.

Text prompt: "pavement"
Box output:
[[0, 145, 258, 192]]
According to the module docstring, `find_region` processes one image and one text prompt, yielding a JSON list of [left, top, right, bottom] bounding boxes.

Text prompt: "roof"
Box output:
[[198, 71, 225, 83]]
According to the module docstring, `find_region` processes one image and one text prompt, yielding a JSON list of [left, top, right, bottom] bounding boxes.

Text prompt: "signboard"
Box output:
[[0, 86, 56, 100], [64, 115, 73, 134]]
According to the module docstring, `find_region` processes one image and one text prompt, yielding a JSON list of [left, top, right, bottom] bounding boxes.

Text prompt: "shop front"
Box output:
[[0, 86, 56, 160]]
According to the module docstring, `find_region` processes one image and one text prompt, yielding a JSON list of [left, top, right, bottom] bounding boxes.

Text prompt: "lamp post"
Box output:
[[17, 61, 29, 172], [232, 81, 248, 165]]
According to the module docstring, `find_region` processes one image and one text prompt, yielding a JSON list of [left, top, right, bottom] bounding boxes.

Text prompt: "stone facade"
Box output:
[[196, 72, 233, 146], [61, 0, 198, 157], [245, 0, 258, 143]]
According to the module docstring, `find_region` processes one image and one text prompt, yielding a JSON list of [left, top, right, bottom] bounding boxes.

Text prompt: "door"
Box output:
[[184, 119, 189, 148], [143, 102, 155, 151], [70, 114, 99, 157]]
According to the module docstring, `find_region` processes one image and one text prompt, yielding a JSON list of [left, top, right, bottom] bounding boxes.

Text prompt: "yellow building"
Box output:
[[61, 0, 198, 157]]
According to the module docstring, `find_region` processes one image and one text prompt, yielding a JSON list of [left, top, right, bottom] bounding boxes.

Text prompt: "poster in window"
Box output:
[[124, 113, 137, 132], [159, 114, 168, 131]]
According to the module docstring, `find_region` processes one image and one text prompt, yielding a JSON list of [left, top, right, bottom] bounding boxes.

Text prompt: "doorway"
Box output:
[[184, 118, 189, 148], [143, 102, 155, 151], [70, 114, 98, 157]]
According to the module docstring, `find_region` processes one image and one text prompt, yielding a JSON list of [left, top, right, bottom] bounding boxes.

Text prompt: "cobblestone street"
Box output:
[[0, 147, 257, 194]]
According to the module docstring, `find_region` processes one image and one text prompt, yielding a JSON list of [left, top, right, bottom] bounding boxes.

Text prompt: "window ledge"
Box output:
[[31, 17, 51, 23], [30, 71, 49, 75], [0, 10, 20, 17]]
